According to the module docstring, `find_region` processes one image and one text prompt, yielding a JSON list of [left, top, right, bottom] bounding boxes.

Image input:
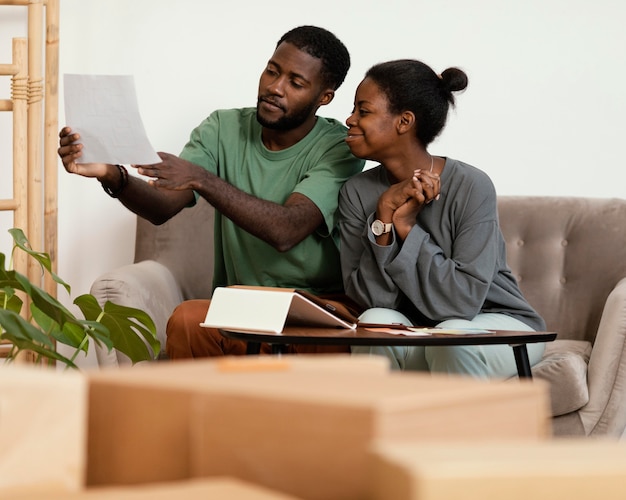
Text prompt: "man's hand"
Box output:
[[58, 126, 194, 224], [134, 152, 207, 191], [57, 127, 109, 178]]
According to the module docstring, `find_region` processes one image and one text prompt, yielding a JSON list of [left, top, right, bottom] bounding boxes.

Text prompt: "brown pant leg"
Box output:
[[165, 299, 271, 359]]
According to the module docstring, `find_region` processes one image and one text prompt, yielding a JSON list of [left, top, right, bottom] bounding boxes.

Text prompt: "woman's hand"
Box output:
[[375, 169, 441, 242], [392, 176, 424, 239], [416, 170, 441, 205], [391, 170, 441, 239], [377, 173, 422, 218], [373, 173, 420, 243]]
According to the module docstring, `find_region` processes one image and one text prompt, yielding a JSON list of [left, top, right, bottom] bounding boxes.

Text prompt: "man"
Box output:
[[58, 25, 365, 359]]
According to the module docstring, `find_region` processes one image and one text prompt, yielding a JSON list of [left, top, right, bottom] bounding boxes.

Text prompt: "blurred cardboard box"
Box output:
[[1, 355, 385, 493], [85, 355, 389, 486], [8, 477, 301, 499], [189, 370, 550, 500], [1, 355, 551, 500], [0, 366, 87, 493], [370, 440, 626, 500]]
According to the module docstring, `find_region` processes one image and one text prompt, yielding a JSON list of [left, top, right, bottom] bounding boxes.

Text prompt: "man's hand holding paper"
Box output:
[[57, 127, 108, 178]]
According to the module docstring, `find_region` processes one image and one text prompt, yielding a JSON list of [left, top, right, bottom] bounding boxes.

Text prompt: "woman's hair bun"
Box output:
[[440, 67, 468, 94]]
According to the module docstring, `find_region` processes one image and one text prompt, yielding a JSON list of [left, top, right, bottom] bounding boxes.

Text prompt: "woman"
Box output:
[[339, 59, 545, 377]]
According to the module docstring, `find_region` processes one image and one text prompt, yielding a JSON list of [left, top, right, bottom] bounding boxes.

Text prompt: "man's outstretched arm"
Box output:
[[138, 152, 323, 252], [58, 127, 193, 225], [60, 128, 323, 248]]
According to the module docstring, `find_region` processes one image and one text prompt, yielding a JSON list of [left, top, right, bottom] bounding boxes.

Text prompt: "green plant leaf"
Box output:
[[31, 304, 87, 350], [104, 300, 159, 350], [71, 296, 114, 352], [74, 295, 159, 364], [74, 293, 104, 322], [2, 334, 78, 369], [1, 287, 23, 314], [14, 271, 74, 326], [0, 258, 23, 292], [8, 228, 71, 294], [0, 309, 55, 347], [79, 319, 115, 352], [32, 299, 116, 355], [3, 230, 159, 369]]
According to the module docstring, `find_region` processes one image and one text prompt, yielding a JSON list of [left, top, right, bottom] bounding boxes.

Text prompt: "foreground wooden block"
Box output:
[[8, 477, 301, 499], [0, 366, 87, 493], [370, 440, 626, 500]]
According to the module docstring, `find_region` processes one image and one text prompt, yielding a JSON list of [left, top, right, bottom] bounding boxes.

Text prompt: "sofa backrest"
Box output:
[[134, 198, 215, 301], [497, 196, 626, 344]]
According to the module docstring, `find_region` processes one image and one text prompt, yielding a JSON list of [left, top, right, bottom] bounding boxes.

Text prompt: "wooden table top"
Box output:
[[220, 325, 557, 347]]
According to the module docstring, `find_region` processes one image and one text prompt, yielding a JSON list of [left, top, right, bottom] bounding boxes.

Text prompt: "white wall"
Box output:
[[2, 0, 626, 366]]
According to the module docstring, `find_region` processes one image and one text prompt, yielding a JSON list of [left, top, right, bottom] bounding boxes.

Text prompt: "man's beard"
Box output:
[[256, 98, 317, 131]]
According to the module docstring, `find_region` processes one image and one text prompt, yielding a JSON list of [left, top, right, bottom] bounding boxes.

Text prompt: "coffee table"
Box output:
[[219, 326, 556, 379]]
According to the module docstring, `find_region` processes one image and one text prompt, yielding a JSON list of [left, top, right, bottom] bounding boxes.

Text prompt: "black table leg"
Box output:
[[271, 344, 288, 354], [245, 342, 288, 355], [246, 342, 261, 355], [512, 344, 533, 379]]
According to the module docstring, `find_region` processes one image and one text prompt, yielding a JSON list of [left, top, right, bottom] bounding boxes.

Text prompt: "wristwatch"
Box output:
[[371, 219, 393, 236]]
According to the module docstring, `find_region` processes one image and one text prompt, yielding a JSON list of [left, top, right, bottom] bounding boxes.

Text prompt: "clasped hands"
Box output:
[[376, 169, 441, 241]]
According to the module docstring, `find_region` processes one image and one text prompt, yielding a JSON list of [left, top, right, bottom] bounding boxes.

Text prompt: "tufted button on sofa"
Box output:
[[90, 196, 626, 438]]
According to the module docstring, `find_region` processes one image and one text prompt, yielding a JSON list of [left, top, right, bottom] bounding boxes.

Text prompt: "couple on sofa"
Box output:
[[58, 25, 544, 378]]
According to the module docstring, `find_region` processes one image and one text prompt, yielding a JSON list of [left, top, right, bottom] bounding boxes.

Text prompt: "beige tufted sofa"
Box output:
[[90, 196, 626, 438], [498, 196, 626, 438]]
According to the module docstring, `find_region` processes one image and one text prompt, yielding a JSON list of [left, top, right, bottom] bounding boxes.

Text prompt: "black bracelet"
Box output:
[[101, 164, 129, 198]]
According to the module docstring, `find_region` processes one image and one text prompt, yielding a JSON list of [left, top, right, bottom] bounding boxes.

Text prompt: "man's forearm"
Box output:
[[192, 169, 322, 252], [99, 164, 193, 225]]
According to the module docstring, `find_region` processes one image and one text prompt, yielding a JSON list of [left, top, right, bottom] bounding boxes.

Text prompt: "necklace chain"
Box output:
[[429, 154, 434, 173]]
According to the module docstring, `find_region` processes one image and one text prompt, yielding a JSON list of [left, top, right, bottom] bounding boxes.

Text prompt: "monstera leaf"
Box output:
[[1, 229, 159, 368], [75, 294, 159, 361]]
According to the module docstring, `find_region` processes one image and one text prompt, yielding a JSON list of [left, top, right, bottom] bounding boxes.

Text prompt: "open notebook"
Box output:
[[200, 286, 358, 334]]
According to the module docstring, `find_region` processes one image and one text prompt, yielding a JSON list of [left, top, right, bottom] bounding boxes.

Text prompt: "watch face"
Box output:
[[372, 219, 385, 236]]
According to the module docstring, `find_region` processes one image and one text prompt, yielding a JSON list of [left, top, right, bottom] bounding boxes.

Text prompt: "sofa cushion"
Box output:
[[532, 339, 592, 417], [90, 260, 184, 365]]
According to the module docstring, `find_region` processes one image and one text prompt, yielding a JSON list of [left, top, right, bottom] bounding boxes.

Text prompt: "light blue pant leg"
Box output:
[[351, 309, 545, 378], [351, 308, 429, 371], [425, 314, 545, 378]]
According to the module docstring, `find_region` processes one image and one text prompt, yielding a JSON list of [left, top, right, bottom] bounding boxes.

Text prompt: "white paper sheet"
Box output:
[[363, 327, 495, 336], [63, 74, 161, 165]]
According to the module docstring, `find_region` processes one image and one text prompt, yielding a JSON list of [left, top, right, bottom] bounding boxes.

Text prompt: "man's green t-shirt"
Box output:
[[179, 107, 364, 295]]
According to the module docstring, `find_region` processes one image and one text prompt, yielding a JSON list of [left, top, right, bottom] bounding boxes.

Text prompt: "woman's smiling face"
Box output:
[[345, 77, 400, 162]]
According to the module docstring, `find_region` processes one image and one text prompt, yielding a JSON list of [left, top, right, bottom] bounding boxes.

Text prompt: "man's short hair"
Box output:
[[277, 26, 350, 91]]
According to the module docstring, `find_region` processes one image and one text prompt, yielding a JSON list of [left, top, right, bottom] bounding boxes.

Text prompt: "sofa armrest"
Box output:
[[579, 277, 626, 436], [90, 260, 184, 367]]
